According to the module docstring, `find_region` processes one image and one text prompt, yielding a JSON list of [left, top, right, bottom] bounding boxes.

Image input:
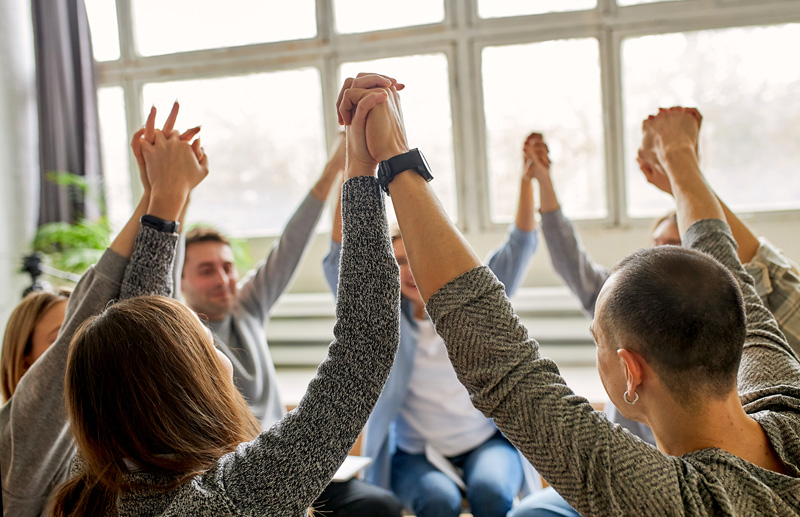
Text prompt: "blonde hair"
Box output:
[[1, 289, 70, 402], [48, 296, 260, 516]]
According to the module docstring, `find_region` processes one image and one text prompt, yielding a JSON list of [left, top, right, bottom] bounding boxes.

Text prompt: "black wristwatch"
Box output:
[[140, 214, 180, 234], [377, 148, 433, 195]]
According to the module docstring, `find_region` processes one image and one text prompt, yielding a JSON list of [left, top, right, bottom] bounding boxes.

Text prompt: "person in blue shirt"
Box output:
[[322, 137, 541, 517]]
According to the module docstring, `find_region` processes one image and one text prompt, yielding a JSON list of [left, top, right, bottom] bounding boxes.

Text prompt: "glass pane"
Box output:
[[483, 39, 606, 221], [133, 0, 316, 56], [622, 24, 800, 217], [340, 54, 457, 221], [142, 69, 327, 236], [84, 0, 120, 61], [334, 0, 444, 34], [97, 87, 131, 233], [478, 0, 596, 19]]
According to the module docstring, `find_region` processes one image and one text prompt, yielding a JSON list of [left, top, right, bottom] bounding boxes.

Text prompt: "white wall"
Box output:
[[0, 0, 38, 329]]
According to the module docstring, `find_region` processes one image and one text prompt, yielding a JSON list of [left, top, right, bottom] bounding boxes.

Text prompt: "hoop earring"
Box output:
[[623, 390, 639, 405]]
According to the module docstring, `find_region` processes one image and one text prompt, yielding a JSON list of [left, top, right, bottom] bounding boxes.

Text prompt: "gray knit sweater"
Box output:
[[111, 177, 400, 516], [427, 218, 800, 516], [0, 226, 177, 517]]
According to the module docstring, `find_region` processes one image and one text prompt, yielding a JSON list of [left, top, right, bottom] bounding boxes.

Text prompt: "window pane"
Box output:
[[132, 0, 316, 56], [622, 24, 800, 217], [84, 0, 120, 61], [340, 54, 457, 221], [483, 39, 606, 221], [334, 0, 444, 34], [142, 69, 326, 236], [478, 0, 596, 19], [97, 87, 131, 232]]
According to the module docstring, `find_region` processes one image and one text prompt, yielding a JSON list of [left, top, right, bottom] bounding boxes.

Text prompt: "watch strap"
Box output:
[[140, 214, 180, 234]]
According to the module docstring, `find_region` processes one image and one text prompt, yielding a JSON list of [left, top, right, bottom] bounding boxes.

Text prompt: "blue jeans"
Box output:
[[508, 487, 580, 517], [391, 431, 523, 517]]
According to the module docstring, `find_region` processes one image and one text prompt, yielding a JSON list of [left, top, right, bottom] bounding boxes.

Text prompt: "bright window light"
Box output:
[[483, 38, 606, 222], [622, 24, 800, 217], [333, 0, 444, 34]]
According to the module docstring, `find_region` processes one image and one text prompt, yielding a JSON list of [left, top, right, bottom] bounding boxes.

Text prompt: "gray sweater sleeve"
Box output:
[[541, 208, 609, 316], [207, 177, 399, 515], [237, 192, 325, 320], [425, 218, 800, 515], [0, 249, 128, 517], [121, 225, 179, 299]]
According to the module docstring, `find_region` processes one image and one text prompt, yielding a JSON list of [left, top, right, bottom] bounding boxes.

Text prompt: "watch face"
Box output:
[[415, 149, 433, 180]]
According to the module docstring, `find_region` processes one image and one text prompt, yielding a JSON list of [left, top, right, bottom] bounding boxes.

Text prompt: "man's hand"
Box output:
[[522, 132, 550, 182], [365, 86, 409, 163], [337, 73, 406, 178]]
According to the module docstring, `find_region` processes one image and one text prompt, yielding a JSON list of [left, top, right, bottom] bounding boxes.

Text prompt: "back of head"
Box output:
[[1, 289, 70, 402], [50, 296, 259, 516], [602, 246, 746, 405]]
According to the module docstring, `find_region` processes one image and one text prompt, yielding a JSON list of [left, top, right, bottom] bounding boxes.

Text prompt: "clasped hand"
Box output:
[[638, 106, 702, 194], [336, 73, 410, 178]]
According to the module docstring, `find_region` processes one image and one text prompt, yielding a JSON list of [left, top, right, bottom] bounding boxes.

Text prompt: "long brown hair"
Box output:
[[1, 289, 70, 402], [48, 296, 260, 516]]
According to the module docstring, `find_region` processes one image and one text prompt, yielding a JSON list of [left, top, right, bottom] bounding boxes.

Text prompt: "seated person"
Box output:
[[512, 126, 800, 516], [1, 288, 70, 402], [179, 131, 401, 516], [47, 91, 402, 515], [1, 102, 204, 517], [338, 78, 800, 515], [322, 138, 539, 517]]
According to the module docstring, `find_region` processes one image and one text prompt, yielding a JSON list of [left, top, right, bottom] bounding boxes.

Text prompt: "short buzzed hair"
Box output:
[[185, 227, 231, 248], [601, 246, 746, 405]]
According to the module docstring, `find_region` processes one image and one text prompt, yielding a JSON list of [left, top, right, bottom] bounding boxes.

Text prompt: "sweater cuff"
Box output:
[[121, 225, 179, 298]]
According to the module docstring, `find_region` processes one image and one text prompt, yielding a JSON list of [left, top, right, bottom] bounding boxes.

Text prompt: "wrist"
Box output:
[[147, 191, 187, 221], [345, 163, 378, 179], [660, 145, 698, 173], [376, 144, 410, 163]]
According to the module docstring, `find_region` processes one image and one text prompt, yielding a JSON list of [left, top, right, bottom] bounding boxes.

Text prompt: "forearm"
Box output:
[[515, 178, 536, 232], [387, 171, 481, 302], [662, 147, 724, 235], [311, 163, 341, 202], [536, 175, 560, 214], [717, 195, 760, 264], [120, 226, 179, 299]]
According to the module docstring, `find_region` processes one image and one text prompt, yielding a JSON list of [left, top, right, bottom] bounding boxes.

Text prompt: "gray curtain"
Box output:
[[31, 0, 101, 225]]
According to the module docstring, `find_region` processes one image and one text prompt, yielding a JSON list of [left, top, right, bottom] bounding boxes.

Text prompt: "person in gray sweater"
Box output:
[[339, 77, 800, 515], [0, 103, 201, 517], [46, 90, 401, 516]]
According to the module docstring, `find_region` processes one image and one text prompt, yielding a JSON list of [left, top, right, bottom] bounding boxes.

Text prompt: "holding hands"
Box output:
[[133, 102, 209, 221], [638, 107, 703, 193], [336, 73, 409, 178], [522, 132, 551, 182]]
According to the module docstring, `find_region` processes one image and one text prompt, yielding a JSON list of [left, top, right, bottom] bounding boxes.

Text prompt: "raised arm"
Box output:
[[642, 107, 800, 392], [528, 133, 609, 315], [336, 76, 685, 516], [236, 133, 345, 320], [215, 77, 400, 514]]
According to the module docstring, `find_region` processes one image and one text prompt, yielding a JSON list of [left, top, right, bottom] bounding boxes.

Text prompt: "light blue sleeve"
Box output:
[[486, 225, 538, 296], [322, 239, 343, 299]]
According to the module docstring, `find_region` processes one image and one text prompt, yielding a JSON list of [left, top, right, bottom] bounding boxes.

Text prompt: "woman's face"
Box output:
[[26, 300, 68, 366]]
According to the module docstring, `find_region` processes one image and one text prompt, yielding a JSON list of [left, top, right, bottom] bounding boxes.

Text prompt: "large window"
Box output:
[[87, 0, 800, 236]]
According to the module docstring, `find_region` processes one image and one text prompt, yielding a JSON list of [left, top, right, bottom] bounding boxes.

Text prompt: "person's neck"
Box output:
[[649, 391, 788, 474]]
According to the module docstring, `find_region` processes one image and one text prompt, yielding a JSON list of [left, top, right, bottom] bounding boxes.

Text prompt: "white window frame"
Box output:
[[97, 0, 800, 236]]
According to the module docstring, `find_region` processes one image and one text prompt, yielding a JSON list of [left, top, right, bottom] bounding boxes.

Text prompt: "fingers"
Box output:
[[144, 106, 157, 143], [337, 74, 405, 124], [339, 87, 389, 126], [191, 138, 205, 163], [351, 90, 388, 129], [162, 100, 180, 135], [180, 126, 201, 141]]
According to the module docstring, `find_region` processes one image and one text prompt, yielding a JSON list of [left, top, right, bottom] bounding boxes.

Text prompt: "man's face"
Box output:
[[181, 241, 239, 321], [651, 219, 681, 247], [392, 238, 423, 304]]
